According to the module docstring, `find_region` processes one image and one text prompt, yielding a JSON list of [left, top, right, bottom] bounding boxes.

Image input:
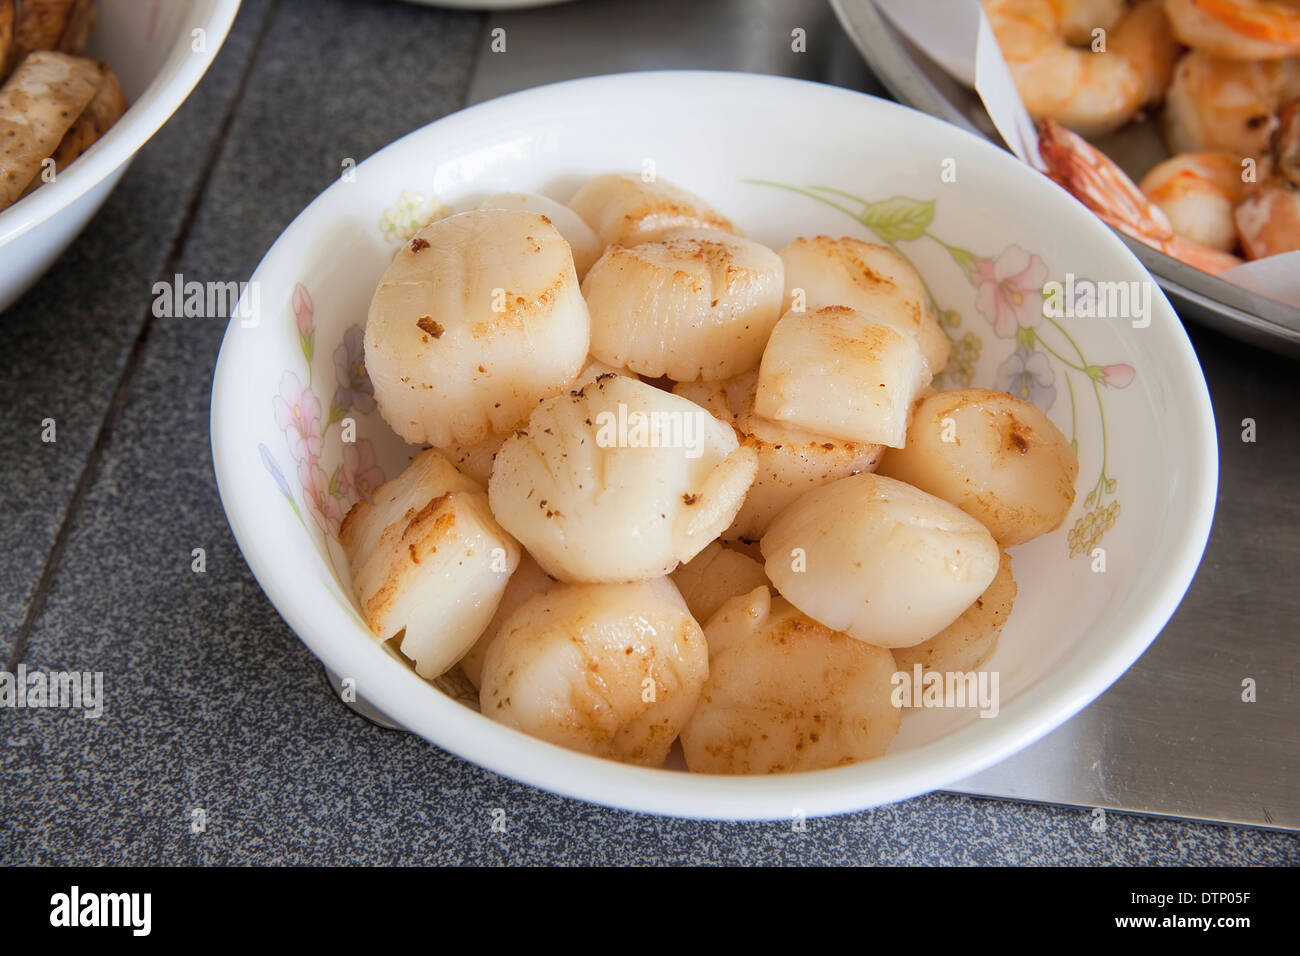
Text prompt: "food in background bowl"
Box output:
[[338, 172, 1081, 775], [984, 0, 1300, 270], [0, 1, 126, 213], [0, 1, 240, 314]]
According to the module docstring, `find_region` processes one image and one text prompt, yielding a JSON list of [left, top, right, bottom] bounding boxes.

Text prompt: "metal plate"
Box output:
[[830, 0, 1300, 356]]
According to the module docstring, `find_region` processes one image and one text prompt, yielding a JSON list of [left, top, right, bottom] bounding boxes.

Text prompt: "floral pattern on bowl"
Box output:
[[260, 282, 384, 625]]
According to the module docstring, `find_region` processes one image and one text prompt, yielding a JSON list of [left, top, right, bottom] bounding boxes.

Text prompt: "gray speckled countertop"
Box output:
[[0, 0, 1296, 866]]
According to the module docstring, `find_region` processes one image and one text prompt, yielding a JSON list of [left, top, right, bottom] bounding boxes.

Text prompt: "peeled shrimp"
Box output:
[[479, 577, 709, 767], [892, 550, 1017, 686], [984, 0, 1180, 135], [339, 448, 520, 679], [761, 473, 1001, 648], [1164, 50, 1300, 159], [679, 586, 900, 774], [1234, 98, 1300, 256], [581, 229, 785, 381], [778, 236, 950, 373], [568, 173, 739, 248], [1165, 0, 1300, 60], [670, 540, 769, 625], [755, 305, 931, 448], [1139, 151, 1252, 250], [1235, 179, 1300, 254], [877, 388, 1079, 546], [365, 208, 590, 448], [487, 373, 758, 583], [477, 191, 605, 278], [1055, 0, 1127, 43], [674, 370, 885, 543], [1038, 117, 1245, 273]]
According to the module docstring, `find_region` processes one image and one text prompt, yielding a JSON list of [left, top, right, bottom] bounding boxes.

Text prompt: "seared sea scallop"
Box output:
[[568, 173, 739, 247], [582, 229, 784, 381], [459, 552, 555, 690], [680, 586, 900, 774], [892, 550, 1016, 686], [479, 578, 709, 766], [779, 235, 950, 373], [755, 305, 930, 448], [877, 388, 1079, 546], [438, 357, 626, 485], [670, 540, 769, 625], [761, 473, 999, 648], [340, 449, 520, 678], [674, 370, 884, 542], [478, 191, 605, 277], [364, 208, 590, 448], [488, 374, 757, 582]]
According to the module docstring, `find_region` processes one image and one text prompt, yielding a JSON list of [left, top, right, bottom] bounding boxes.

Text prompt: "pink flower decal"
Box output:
[[299, 459, 344, 536], [341, 439, 385, 504], [293, 283, 313, 336], [272, 371, 323, 464], [1100, 363, 1135, 388], [293, 283, 315, 363], [974, 245, 1050, 338]]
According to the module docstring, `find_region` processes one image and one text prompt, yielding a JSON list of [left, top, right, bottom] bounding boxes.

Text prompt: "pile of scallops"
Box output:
[[341, 174, 1080, 775]]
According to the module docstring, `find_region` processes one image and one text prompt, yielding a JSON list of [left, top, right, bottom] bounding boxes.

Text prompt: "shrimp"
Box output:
[[761, 473, 1001, 649], [479, 578, 708, 767], [1164, 49, 1300, 160], [1038, 118, 1245, 272], [1234, 182, 1300, 255], [1234, 99, 1300, 255], [1165, 0, 1300, 59], [1139, 152, 1253, 250], [679, 586, 900, 774], [581, 229, 785, 381], [1056, 0, 1128, 45], [984, 0, 1181, 135]]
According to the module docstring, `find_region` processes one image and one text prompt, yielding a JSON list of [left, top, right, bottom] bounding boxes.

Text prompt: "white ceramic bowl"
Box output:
[[0, 0, 241, 313], [211, 71, 1218, 819]]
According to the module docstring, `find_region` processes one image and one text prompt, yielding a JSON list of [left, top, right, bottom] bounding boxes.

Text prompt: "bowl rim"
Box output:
[[0, 0, 243, 247], [211, 69, 1219, 820]]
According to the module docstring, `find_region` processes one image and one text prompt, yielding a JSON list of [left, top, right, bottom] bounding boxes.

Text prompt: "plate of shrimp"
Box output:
[[835, 0, 1300, 354], [211, 71, 1217, 818]]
